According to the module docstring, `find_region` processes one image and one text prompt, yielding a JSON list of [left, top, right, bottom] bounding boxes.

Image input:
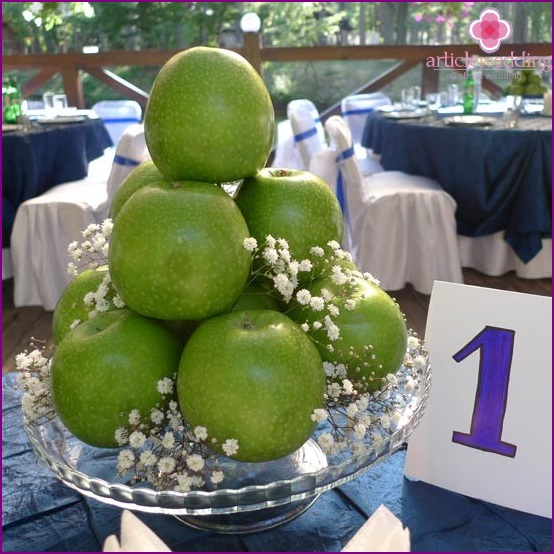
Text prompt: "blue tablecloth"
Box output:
[[2, 118, 113, 248], [2, 373, 551, 552], [361, 113, 552, 263]]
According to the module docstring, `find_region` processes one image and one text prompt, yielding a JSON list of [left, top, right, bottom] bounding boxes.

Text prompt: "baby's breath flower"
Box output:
[[112, 294, 126, 308], [161, 432, 176, 449], [157, 377, 173, 395], [298, 259, 313, 272], [346, 403, 358, 418], [331, 265, 349, 285], [243, 237, 258, 252], [265, 235, 276, 248], [300, 323, 310, 332], [407, 335, 420, 349], [150, 408, 164, 425], [320, 288, 334, 302], [175, 474, 193, 492], [309, 296, 325, 311], [312, 321, 323, 330], [139, 451, 157, 467], [386, 373, 398, 387], [95, 298, 110, 312], [129, 430, 147, 448], [194, 426, 208, 441], [117, 450, 135, 471], [327, 240, 341, 250], [323, 315, 340, 341], [309, 246, 324, 257], [317, 432, 335, 452], [158, 456, 176, 474], [128, 409, 141, 425], [296, 289, 312, 305], [342, 379, 354, 395], [345, 299, 356, 311], [311, 408, 328, 423], [380, 414, 390, 429], [263, 247, 279, 264], [222, 438, 239, 457], [186, 454, 205, 472], [210, 470, 225, 484]]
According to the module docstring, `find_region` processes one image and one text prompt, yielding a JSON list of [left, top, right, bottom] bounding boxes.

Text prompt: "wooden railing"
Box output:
[[3, 40, 551, 120]]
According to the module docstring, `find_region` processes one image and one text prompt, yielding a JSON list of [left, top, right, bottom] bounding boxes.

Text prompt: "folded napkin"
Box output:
[[103, 510, 171, 552], [341, 504, 410, 552], [104, 504, 409, 552]]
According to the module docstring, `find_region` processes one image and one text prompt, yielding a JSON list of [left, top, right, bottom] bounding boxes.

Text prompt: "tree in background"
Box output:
[[3, 2, 551, 53]]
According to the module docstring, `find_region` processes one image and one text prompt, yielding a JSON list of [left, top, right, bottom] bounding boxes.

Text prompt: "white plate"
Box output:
[[37, 115, 88, 125], [443, 115, 495, 127], [2, 124, 24, 133], [381, 110, 428, 120]]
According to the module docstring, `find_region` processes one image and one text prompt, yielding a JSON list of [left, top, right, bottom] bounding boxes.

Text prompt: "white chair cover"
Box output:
[[11, 124, 150, 310], [92, 100, 142, 146], [287, 99, 327, 170], [270, 119, 304, 170], [2, 248, 14, 280], [341, 93, 392, 176], [458, 233, 552, 278], [310, 116, 463, 295]]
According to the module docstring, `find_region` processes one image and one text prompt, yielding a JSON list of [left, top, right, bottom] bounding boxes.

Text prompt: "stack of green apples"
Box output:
[[504, 69, 548, 97], [50, 47, 407, 464]]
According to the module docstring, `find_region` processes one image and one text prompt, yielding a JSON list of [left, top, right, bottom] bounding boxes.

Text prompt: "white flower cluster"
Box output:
[[114, 376, 239, 491], [82, 270, 125, 318], [16, 348, 55, 424], [312, 332, 427, 458], [243, 236, 379, 345], [67, 219, 113, 276]]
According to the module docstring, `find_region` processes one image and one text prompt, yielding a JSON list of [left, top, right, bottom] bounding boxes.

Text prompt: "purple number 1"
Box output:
[[451, 326, 517, 458]]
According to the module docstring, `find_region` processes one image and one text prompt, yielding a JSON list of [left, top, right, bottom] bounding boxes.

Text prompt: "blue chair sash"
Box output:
[[335, 146, 355, 214], [114, 154, 141, 167], [342, 107, 375, 117]]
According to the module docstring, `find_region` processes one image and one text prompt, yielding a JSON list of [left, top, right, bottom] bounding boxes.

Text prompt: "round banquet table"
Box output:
[[2, 117, 113, 249], [2, 372, 551, 552], [361, 111, 552, 264]]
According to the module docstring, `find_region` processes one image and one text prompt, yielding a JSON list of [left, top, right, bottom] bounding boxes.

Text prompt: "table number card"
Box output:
[[405, 281, 552, 519]]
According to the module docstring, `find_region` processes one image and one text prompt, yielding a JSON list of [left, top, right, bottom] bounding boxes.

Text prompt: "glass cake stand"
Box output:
[[23, 358, 431, 534]]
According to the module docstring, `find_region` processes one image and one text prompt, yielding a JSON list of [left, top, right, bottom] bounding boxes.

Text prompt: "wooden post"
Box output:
[[242, 32, 262, 76], [61, 65, 84, 108], [421, 63, 439, 97]]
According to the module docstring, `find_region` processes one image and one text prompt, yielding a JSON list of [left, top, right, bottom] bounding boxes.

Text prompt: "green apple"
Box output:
[[290, 275, 407, 392], [144, 47, 275, 183], [51, 309, 183, 448], [234, 168, 344, 274], [108, 180, 252, 320], [109, 161, 164, 219], [231, 281, 281, 311], [52, 266, 115, 344], [177, 310, 326, 462]]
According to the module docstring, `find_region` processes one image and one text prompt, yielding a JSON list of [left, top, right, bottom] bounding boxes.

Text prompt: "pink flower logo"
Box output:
[[468, 8, 512, 53]]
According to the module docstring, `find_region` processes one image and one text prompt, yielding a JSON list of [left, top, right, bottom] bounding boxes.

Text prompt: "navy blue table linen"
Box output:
[[361, 113, 552, 264]]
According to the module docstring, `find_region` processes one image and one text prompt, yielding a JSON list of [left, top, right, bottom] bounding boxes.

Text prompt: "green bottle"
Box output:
[[3, 76, 22, 124], [463, 71, 475, 115]]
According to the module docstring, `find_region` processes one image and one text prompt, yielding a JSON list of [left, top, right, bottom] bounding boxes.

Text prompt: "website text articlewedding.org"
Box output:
[[426, 51, 552, 73]]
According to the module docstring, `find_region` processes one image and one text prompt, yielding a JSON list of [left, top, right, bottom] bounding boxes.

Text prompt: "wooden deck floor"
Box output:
[[2, 270, 551, 373]]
